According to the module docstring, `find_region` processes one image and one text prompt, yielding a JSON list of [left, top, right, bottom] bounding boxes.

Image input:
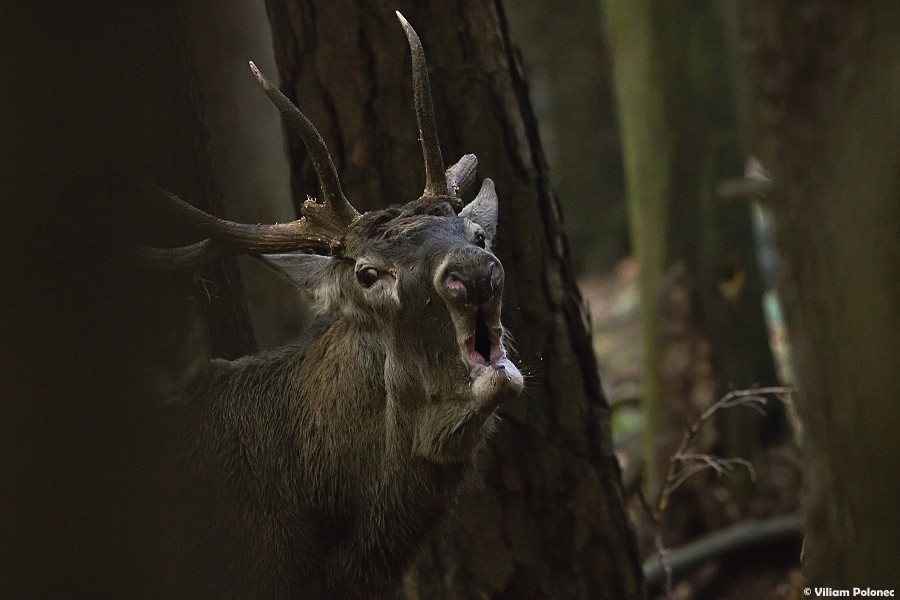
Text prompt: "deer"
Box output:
[[138, 12, 523, 599]]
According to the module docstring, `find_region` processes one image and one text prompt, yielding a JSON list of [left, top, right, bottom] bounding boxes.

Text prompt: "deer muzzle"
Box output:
[[440, 259, 505, 366], [442, 261, 503, 306], [436, 256, 522, 408]]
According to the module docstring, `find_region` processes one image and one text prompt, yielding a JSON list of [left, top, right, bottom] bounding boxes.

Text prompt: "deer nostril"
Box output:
[[474, 262, 503, 305], [444, 270, 475, 304], [444, 262, 503, 306], [489, 261, 503, 292]]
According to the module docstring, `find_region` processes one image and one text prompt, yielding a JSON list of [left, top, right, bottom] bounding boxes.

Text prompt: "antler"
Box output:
[[139, 18, 475, 272], [396, 12, 451, 203], [249, 62, 359, 227], [137, 63, 360, 272]]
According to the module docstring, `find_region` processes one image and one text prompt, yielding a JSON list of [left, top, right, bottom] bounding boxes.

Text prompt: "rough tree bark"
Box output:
[[263, 1, 644, 597], [734, 0, 900, 587]]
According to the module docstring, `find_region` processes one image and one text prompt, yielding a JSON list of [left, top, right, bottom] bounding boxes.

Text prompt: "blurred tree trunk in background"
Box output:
[[184, 0, 309, 350], [169, 0, 259, 360], [603, 0, 780, 511], [264, 0, 645, 597], [505, 0, 629, 275], [1, 1, 256, 596], [734, 0, 900, 586]]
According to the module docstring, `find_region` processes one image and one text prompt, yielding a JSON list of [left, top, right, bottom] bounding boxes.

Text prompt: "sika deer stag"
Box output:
[[141, 13, 522, 599]]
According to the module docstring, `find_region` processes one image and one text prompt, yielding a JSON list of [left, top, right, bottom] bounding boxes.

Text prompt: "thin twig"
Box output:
[[648, 386, 794, 598]]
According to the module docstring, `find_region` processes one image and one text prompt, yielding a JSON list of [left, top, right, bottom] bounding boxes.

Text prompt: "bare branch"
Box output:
[[643, 512, 803, 592], [646, 386, 794, 598]]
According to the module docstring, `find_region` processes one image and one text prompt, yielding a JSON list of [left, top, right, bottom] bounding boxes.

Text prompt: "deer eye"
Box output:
[[473, 232, 486, 249], [356, 266, 379, 288]]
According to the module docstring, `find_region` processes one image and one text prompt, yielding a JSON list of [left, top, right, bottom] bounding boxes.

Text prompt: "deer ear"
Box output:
[[254, 253, 336, 293], [460, 178, 498, 241]]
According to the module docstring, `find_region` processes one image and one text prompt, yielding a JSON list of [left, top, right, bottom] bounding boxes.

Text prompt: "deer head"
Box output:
[[141, 12, 523, 466]]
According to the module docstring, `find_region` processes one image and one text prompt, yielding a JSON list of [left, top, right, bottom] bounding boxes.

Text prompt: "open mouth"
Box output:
[[464, 306, 505, 367]]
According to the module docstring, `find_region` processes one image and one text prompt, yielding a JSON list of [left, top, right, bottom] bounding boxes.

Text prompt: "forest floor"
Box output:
[[578, 258, 804, 600]]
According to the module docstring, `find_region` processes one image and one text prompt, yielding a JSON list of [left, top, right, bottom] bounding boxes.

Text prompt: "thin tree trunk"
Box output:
[[734, 0, 900, 586], [183, 0, 310, 350], [604, 0, 780, 502], [263, 1, 644, 597], [171, 0, 258, 359], [504, 0, 629, 274]]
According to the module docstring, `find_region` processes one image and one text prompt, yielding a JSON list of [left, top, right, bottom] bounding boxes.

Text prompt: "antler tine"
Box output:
[[155, 186, 345, 249], [133, 239, 227, 272], [249, 61, 359, 227], [138, 62, 365, 273], [138, 187, 345, 271], [396, 12, 449, 201]]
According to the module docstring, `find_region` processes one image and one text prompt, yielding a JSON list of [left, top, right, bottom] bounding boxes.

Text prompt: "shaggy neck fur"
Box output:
[[163, 316, 485, 598]]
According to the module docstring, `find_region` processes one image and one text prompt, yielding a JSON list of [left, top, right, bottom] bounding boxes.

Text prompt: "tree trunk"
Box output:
[[504, 0, 629, 274], [169, 0, 258, 360], [263, 1, 644, 597], [734, 0, 900, 587], [183, 0, 311, 350], [604, 0, 780, 502], [0, 2, 256, 596]]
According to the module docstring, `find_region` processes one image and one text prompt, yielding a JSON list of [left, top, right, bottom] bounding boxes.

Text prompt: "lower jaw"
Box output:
[[469, 356, 523, 409]]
